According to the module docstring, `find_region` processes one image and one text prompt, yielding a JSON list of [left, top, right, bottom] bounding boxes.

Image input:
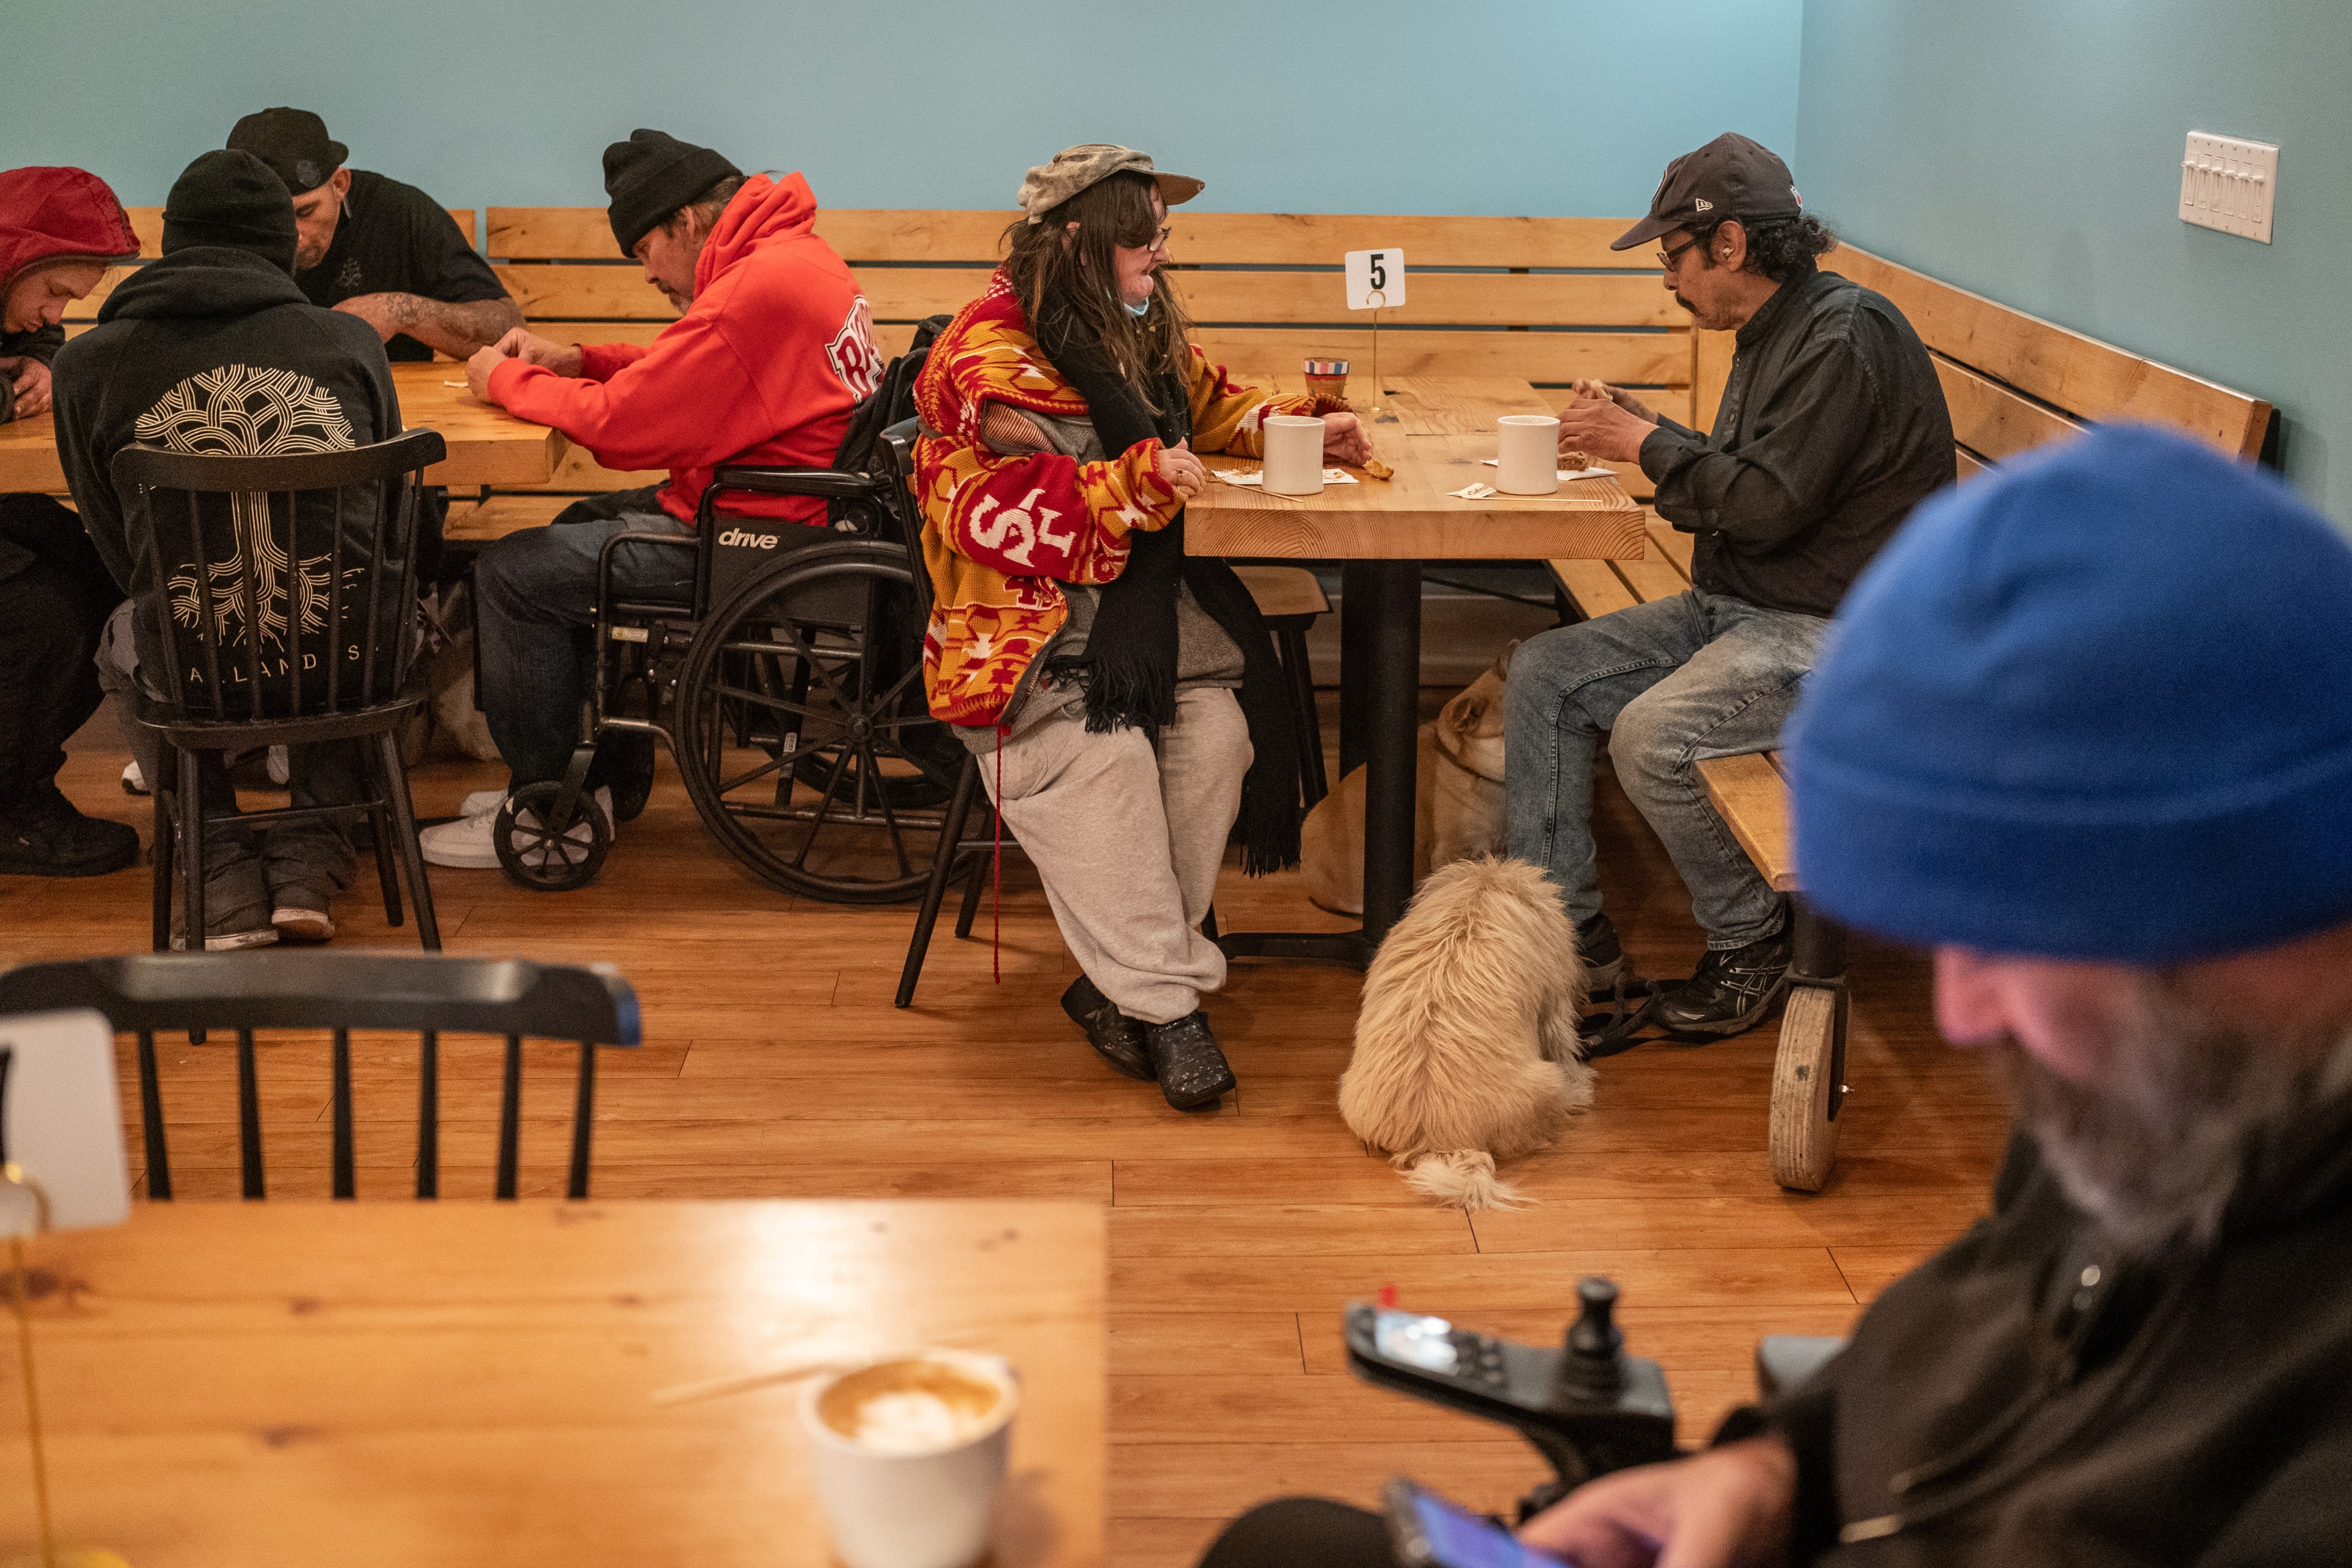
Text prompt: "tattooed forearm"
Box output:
[[381, 294, 526, 359]]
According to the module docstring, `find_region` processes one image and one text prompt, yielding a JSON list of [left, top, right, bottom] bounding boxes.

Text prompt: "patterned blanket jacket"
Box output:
[[912, 271, 1329, 726]]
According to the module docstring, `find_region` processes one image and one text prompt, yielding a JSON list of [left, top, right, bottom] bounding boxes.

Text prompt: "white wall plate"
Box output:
[[2180, 132, 2278, 243]]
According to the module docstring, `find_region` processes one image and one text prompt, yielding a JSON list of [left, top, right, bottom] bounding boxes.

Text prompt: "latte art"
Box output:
[[818, 1359, 1006, 1455]]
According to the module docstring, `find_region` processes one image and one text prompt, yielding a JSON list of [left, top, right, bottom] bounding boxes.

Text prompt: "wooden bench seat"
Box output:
[[1543, 244, 2272, 1193]]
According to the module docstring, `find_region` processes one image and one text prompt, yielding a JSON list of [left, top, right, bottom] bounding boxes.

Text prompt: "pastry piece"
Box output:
[[1363, 456, 1393, 481], [1560, 449, 1592, 472]]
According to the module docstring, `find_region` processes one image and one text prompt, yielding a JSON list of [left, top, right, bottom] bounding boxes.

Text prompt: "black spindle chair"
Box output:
[[0, 954, 642, 1200], [110, 432, 447, 955]]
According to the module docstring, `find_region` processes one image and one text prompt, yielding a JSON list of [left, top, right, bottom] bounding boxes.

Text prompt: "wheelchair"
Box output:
[[490, 417, 971, 902]]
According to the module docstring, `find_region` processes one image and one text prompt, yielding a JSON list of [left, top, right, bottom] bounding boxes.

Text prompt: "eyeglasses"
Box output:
[[1655, 236, 1702, 270], [1146, 224, 1174, 252]]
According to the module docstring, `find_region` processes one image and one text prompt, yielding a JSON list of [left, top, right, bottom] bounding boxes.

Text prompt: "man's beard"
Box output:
[[1989, 983, 2352, 1254]]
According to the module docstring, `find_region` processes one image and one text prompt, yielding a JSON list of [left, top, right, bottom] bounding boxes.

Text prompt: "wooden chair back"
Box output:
[[1692, 246, 2275, 478], [0, 953, 642, 1202], [111, 430, 444, 723]]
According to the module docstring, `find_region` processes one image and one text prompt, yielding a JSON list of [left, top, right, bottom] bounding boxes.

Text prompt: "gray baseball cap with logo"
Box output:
[[1611, 133, 1804, 252], [1017, 145, 1205, 222]]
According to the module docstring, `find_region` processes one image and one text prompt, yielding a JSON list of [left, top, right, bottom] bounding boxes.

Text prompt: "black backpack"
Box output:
[[829, 312, 951, 498]]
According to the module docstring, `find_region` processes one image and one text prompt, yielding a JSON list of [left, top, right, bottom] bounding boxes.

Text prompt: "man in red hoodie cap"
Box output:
[[424, 130, 882, 870], [0, 165, 143, 877]]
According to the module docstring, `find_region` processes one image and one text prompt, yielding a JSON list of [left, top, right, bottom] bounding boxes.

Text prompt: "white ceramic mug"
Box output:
[[1497, 415, 1562, 494], [1262, 415, 1327, 496], [801, 1348, 1019, 1568]]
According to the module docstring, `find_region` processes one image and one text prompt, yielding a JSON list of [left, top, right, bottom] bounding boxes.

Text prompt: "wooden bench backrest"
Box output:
[[65, 207, 480, 325], [483, 206, 1692, 497], [1693, 245, 2272, 477]]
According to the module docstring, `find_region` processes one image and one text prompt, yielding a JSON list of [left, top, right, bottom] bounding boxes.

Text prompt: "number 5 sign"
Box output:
[[1344, 248, 1406, 311]]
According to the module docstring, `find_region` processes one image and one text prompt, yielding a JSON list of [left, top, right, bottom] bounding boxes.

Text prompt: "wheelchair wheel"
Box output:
[[675, 541, 967, 903], [494, 780, 612, 893]]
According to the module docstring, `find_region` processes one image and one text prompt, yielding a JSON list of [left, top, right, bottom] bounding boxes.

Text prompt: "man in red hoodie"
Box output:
[[0, 165, 143, 877], [423, 130, 883, 870]]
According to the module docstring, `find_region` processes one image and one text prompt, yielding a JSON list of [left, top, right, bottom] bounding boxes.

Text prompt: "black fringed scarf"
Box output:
[[1033, 303, 1302, 875]]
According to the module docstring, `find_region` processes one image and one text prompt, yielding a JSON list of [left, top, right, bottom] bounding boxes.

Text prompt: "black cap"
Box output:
[[161, 150, 299, 273], [226, 107, 349, 198], [603, 130, 741, 257], [1611, 133, 1803, 252]]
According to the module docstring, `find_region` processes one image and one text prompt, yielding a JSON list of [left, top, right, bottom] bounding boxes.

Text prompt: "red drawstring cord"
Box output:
[[992, 722, 1008, 984]]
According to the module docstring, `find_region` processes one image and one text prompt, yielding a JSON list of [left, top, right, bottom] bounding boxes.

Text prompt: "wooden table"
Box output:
[[0, 362, 567, 492], [1189, 375, 1646, 963], [0, 1200, 1102, 1567]]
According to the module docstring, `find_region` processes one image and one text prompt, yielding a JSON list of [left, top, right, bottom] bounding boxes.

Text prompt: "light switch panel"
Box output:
[[2180, 132, 2278, 243]]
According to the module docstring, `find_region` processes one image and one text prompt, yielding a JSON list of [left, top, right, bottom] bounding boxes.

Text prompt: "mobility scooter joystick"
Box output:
[[1344, 1277, 1681, 1522]]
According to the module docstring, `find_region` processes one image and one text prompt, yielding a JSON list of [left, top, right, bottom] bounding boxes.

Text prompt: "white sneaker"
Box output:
[[122, 760, 147, 796], [266, 745, 290, 786], [458, 787, 507, 818], [420, 787, 612, 870]]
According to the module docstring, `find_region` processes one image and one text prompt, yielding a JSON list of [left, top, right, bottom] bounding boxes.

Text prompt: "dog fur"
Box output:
[[1338, 856, 1594, 1210], [1302, 642, 1513, 916]]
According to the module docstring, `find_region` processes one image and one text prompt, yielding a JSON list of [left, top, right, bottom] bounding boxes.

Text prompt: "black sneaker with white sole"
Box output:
[[1646, 924, 1795, 1039]]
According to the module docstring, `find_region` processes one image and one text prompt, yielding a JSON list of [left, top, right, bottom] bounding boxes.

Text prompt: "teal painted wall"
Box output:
[[9, 0, 1799, 219], [1796, 0, 2352, 518]]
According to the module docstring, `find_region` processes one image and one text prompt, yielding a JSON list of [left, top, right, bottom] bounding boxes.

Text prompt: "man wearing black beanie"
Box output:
[[428, 131, 881, 872], [226, 107, 520, 363], [51, 149, 403, 949]]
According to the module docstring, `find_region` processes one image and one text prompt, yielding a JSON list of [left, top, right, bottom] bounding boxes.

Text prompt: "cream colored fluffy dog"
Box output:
[[1338, 856, 1593, 1210]]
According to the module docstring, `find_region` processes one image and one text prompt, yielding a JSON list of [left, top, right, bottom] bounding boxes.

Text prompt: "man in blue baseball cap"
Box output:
[[1192, 424, 2352, 1567]]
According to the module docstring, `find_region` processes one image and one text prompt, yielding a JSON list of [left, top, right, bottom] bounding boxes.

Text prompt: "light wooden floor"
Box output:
[[1, 697, 2008, 1567]]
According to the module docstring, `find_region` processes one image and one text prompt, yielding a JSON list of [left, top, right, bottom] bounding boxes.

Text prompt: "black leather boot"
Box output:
[[1646, 923, 1794, 1039], [1144, 1012, 1237, 1110], [1061, 974, 1153, 1080]]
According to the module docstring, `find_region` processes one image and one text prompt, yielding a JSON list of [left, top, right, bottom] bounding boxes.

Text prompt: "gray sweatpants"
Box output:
[[965, 684, 1253, 1025]]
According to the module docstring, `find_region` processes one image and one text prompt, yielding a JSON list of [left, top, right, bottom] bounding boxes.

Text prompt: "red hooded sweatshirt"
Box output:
[[1, 165, 141, 317], [487, 172, 881, 528]]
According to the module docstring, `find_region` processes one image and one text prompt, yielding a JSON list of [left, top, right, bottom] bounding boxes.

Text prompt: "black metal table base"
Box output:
[[1216, 929, 1376, 970], [1218, 559, 1424, 970]]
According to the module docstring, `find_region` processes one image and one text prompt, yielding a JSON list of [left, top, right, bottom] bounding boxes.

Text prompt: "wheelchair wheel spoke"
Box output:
[[707, 681, 827, 724], [788, 745, 858, 870], [859, 737, 916, 879], [715, 751, 789, 796]]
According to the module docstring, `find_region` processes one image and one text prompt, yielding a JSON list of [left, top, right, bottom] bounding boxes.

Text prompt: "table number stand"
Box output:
[[1343, 249, 1407, 424]]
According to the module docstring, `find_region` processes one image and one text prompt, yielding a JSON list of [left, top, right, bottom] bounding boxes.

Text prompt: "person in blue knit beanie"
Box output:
[[1498, 423, 2352, 1566]]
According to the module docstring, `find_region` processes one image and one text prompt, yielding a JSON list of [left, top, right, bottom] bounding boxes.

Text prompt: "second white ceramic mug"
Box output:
[[1262, 415, 1327, 496], [1497, 415, 1561, 494], [800, 1348, 1019, 1568]]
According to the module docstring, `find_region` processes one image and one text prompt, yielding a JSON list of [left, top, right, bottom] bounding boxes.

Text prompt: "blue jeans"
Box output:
[[1505, 588, 1828, 948], [473, 491, 695, 788]]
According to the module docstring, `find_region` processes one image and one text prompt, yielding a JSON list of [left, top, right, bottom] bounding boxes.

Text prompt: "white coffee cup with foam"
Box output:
[[1261, 415, 1327, 496], [801, 1348, 1019, 1568], [1497, 414, 1562, 494]]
